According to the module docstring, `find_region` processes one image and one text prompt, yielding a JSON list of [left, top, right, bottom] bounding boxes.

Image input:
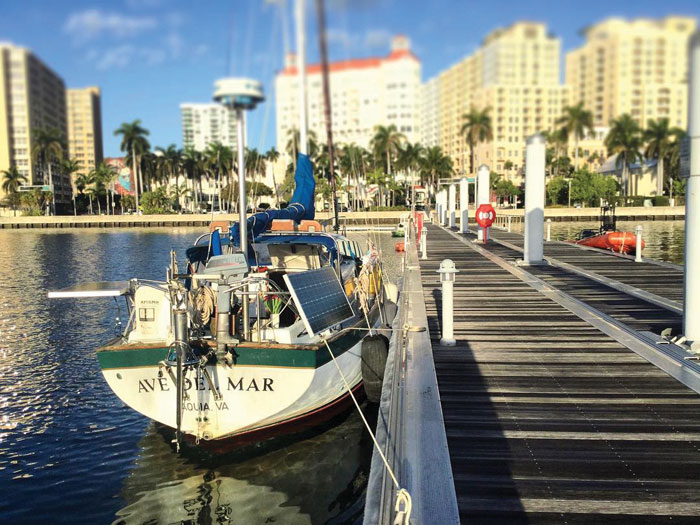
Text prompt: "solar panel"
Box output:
[[283, 266, 354, 335]]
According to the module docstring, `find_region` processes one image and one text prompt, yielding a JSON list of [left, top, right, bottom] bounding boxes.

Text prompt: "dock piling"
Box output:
[[448, 184, 456, 228], [635, 225, 643, 263], [421, 228, 427, 259], [507, 215, 512, 232], [684, 30, 700, 347], [437, 259, 457, 346], [546, 218, 551, 241], [524, 133, 546, 265], [459, 177, 468, 233], [477, 165, 490, 242]]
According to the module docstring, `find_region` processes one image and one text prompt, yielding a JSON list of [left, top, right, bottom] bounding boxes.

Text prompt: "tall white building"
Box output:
[[180, 103, 237, 152], [420, 77, 440, 148], [275, 35, 421, 158]]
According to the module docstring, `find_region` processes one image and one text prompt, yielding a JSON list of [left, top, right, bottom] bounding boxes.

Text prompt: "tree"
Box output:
[[1, 166, 27, 216], [397, 142, 424, 209], [265, 147, 281, 206], [205, 141, 233, 212], [32, 127, 65, 214], [61, 158, 83, 215], [557, 103, 594, 170], [421, 146, 453, 205], [644, 118, 682, 196], [546, 176, 570, 205], [155, 145, 183, 210], [460, 107, 493, 176], [605, 114, 643, 197], [371, 125, 405, 205], [667, 128, 687, 200], [115, 120, 150, 213], [285, 128, 319, 173], [140, 187, 171, 214]]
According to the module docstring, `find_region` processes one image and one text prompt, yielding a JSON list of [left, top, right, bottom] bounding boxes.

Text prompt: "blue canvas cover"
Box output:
[[231, 153, 315, 249]]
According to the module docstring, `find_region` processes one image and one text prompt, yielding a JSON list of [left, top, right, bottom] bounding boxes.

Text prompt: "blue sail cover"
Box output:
[[231, 153, 315, 248]]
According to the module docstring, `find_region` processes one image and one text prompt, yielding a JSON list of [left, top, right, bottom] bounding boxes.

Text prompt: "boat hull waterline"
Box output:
[[574, 231, 645, 255]]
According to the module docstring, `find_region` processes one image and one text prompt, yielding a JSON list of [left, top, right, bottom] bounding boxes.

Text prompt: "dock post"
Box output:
[[684, 30, 700, 347], [477, 164, 490, 242], [546, 218, 551, 241], [460, 177, 468, 233], [635, 225, 643, 263], [508, 215, 512, 232], [524, 133, 546, 265], [449, 183, 456, 228], [421, 227, 427, 259], [438, 259, 458, 346]]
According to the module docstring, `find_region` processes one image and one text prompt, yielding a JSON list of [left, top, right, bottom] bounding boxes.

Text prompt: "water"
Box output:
[[510, 219, 685, 264], [0, 228, 401, 524]]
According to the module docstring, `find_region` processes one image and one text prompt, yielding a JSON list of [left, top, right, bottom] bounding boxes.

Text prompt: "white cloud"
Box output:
[[364, 28, 392, 50], [63, 9, 157, 43], [326, 27, 360, 52]]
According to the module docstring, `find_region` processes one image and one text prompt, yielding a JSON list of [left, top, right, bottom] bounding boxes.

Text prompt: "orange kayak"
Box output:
[[575, 231, 645, 255]]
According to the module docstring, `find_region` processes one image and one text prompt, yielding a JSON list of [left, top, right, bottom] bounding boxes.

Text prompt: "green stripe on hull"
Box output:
[[98, 329, 365, 370]]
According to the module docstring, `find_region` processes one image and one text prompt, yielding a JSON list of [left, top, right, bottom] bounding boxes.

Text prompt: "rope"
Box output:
[[322, 339, 412, 524]]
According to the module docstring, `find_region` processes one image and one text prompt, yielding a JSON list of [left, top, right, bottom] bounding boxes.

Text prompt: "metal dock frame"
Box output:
[[364, 230, 460, 524]]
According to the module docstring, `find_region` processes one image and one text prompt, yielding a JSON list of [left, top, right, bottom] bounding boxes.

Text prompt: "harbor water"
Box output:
[[0, 228, 401, 524]]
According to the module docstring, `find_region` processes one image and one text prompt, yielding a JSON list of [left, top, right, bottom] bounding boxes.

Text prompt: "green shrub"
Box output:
[[652, 195, 670, 206]]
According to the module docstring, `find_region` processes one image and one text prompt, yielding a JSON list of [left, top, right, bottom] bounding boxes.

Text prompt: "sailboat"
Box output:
[[48, 0, 392, 449]]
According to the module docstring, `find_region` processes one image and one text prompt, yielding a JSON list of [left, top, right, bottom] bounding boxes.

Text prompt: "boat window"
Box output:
[[267, 243, 328, 270]]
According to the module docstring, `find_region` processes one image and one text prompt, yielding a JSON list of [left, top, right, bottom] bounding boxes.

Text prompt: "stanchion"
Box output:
[[421, 228, 427, 259], [546, 218, 551, 242], [635, 225, 643, 263]]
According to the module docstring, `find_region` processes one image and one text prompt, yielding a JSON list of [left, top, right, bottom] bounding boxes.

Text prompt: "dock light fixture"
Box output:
[[438, 259, 458, 346]]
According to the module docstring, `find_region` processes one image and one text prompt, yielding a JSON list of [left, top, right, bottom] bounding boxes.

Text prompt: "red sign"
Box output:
[[476, 204, 496, 228]]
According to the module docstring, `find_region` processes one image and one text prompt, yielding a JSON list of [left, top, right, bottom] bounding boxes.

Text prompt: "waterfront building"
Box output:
[[420, 77, 440, 148], [67, 87, 103, 179], [180, 103, 238, 152], [426, 22, 572, 183], [566, 16, 697, 130], [275, 35, 421, 159], [0, 42, 70, 205]]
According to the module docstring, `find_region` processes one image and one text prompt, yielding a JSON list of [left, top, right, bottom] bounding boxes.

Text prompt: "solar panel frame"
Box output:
[[283, 266, 355, 336]]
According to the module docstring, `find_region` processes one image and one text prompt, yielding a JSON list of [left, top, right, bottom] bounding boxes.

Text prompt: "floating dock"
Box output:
[[366, 222, 700, 524]]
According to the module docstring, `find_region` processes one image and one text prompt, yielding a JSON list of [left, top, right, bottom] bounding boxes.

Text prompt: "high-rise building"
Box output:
[[420, 77, 440, 148], [566, 16, 697, 130], [0, 42, 70, 204], [426, 22, 571, 182], [67, 87, 103, 179], [275, 35, 421, 158], [180, 103, 238, 152]]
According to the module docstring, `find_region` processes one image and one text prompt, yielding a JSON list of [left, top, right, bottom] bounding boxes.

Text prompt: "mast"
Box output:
[[315, 0, 339, 231], [295, 0, 308, 155]]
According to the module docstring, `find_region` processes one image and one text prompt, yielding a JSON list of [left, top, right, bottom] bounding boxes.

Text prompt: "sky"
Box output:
[[0, 0, 697, 157]]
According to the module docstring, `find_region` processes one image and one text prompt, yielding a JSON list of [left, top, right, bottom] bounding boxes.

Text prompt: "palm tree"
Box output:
[[265, 147, 281, 206], [75, 172, 93, 214], [397, 142, 425, 209], [205, 142, 233, 212], [2, 166, 27, 216], [32, 127, 65, 215], [557, 103, 594, 170], [115, 120, 150, 213], [460, 107, 493, 176], [421, 146, 453, 205], [371, 125, 405, 206], [96, 162, 118, 214], [605, 114, 643, 196], [667, 128, 687, 200], [155, 145, 183, 210], [285, 128, 319, 173], [182, 147, 204, 211], [61, 159, 82, 216], [644, 118, 682, 196]]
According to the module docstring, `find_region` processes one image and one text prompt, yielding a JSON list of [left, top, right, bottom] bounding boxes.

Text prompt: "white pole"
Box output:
[[685, 31, 700, 346], [477, 164, 490, 241], [635, 225, 643, 263], [236, 109, 247, 257], [438, 259, 457, 346], [459, 176, 468, 233], [421, 228, 427, 259], [524, 133, 546, 265], [508, 215, 512, 232], [295, 0, 308, 155], [448, 183, 456, 228], [546, 218, 551, 242]]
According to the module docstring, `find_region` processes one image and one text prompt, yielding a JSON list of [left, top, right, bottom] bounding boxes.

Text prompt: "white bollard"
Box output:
[[508, 216, 512, 232], [546, 218, 551, 242], [684, 30, 700, 346], [477, 164, 490, 241], [421, 228, 427, 259], [437, 259, 458, 346], [449, 183, 457, 228], [635, 225, 643, 263], [524, 133, 546, 265], [460, 177, 468, 233]]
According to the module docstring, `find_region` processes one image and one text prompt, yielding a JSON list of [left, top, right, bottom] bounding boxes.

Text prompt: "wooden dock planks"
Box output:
[[420, 224, 700, 523]]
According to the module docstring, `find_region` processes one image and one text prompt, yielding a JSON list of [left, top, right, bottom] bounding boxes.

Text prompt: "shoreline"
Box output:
[[0, 206, 685, 229]]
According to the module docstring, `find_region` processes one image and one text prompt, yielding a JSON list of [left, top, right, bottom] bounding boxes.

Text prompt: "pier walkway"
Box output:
[[418, 223, 700, 523]]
